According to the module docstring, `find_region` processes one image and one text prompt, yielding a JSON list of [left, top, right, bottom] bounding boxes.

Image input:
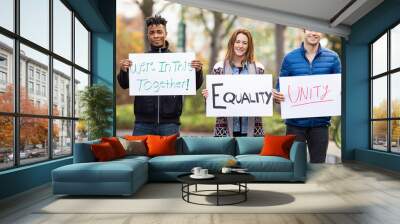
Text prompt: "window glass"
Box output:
[[372, 34, 387, 76], [20, 117, 49, 165], [74, 18, 89, 70], [372, 77, 387, 119], [0, 0, 14, 31], [53, 59, 72, 117], [20, 44, 49, 115], [0, 35, 14, 113], [53, 119, 72, 158], [20, 0, 49, 49], [53, 0, 72, 60]]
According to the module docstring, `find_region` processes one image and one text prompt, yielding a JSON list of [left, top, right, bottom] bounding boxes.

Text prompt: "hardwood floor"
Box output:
[[1, 162, 400, 224]]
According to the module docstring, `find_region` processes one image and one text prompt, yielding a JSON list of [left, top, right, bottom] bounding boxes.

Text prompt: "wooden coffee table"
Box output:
[[177, 172, 255, 206]]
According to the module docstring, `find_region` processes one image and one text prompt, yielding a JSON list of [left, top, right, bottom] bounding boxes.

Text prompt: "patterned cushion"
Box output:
[[119, 138, 147, 156]]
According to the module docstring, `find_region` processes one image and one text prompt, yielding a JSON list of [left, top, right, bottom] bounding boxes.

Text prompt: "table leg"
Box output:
[[217, 184, 219, 206], [245, 183, 247, 201]]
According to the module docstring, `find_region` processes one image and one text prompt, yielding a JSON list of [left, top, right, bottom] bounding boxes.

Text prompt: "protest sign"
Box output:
[[129, 53, 195, 95], [206, 75, 273, 117], [280, 74, 341, 119]]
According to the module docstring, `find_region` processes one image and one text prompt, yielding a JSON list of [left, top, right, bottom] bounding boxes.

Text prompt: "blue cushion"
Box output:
[[178, 137, 235, 155], [73, 139, 100, 163], [148, 154, 235, 172], [236, 155, 293, 172], [52, 159, 146, 183], [117, 155, 150, 163], [235, 137, 264, 155]]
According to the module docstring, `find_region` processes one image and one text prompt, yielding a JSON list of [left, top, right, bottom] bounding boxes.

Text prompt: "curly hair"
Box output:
[[145, 15, 167, 28]]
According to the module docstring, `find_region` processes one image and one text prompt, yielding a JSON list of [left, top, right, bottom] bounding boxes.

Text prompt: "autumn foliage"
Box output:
[[0, 84, 59, 149], [373, 99, 400, 141]]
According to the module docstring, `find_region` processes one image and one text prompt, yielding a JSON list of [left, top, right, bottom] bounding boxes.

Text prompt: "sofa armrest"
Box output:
[[73, 140, 100, 163], [289, 141, 307, 181]]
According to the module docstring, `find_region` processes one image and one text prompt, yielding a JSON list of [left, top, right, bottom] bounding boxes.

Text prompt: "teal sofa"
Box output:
[[52, 137, 306, 196]]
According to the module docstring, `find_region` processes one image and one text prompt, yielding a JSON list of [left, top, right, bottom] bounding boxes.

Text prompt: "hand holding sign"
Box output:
[[279, 74, 341, 119], [119, 59, 132, 72], [272, 89, 285, 104]]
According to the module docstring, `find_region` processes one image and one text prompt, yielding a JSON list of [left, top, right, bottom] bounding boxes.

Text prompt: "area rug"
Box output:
[[37, 183, 361, 214]]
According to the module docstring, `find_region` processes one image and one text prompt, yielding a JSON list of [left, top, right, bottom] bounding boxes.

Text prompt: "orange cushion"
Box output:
[[146, 134, 178, 157], [124, 135, 148, 141], [91, 142, 117, 161], [259, 135, 296, 159], [101, 137, 126, 158]]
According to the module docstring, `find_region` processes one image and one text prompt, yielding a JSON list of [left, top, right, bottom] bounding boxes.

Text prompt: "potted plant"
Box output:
[[79, 84, 113, 140]]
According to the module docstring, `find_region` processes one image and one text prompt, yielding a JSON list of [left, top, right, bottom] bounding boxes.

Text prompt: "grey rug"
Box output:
[[38, 183, 361, 214]]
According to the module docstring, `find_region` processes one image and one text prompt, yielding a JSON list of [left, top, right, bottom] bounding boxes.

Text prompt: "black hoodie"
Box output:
[[117, 41, 204, 124]]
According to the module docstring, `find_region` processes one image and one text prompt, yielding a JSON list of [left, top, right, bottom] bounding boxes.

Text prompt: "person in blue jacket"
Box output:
[[272, 29, 341, 163]]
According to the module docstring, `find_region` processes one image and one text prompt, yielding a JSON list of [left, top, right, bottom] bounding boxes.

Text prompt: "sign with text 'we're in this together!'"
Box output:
[[128, 53, 195, 96], [280, 74, 341, 119], [206, 75, 273, 117]]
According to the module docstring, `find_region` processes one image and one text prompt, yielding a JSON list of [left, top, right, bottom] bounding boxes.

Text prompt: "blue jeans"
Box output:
[[133, 122, 180, 136]]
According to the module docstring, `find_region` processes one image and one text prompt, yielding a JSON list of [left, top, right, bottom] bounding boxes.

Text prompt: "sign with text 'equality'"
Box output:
[[206, 75, 273, 117], [129, 53, 195, 95], [279, 74, 341, 119]]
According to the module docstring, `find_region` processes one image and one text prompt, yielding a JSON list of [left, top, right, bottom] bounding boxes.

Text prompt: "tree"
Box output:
[[274, 24, 286, 75], [116, 15, 144, 105], [0, 85, 59, 150], [133, 0, 154, 50], [197, 10, 237, 73], [79, 84, 113, 140]]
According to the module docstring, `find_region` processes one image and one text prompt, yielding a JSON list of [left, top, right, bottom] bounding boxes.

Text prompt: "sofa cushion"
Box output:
[[119, 138, 147, 156], [115, 155, 150, 164], [236, 155, 293, 172], [91, 142, 118, 161], [101, 137, 127, 158], [73, 139, 100, 163], [178, 137, 235, 155], [147, 134, 178, 157], [124, 135, 148, 141], [52, 159, 147, 183], [235, 137, 264, 155], [148, 154, 235, 172], [260, 135, 296, 159]]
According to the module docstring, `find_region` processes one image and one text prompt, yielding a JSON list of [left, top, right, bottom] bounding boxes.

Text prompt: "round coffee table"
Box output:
[[177, 173, 255, 206]]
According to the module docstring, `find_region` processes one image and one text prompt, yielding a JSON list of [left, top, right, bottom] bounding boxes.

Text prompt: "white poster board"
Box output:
[[280, 74, 341, 119], [206, 75, 273, 117], [128, 53, 195, 95]]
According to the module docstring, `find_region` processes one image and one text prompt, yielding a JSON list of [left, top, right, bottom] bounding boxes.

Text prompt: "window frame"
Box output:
[[370, 20, 400, 154], [0, 0, 92, 171]]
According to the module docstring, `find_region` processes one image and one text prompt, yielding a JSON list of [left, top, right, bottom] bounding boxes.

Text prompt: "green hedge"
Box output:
[[116, 104, 287, 135], [116, 104, 134, 129]]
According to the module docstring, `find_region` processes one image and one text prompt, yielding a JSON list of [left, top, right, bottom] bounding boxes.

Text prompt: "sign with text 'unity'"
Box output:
[[280, 74, 341, 119], [129, 53, 195, 95], [206, 75, 273, 117]]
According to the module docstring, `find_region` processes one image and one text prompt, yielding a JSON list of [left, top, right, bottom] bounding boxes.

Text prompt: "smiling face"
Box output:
[[233, 33, 249, 57], [147, 24, 167, 48], [304, 30, 322, 46], [225, 29, 254, 63]]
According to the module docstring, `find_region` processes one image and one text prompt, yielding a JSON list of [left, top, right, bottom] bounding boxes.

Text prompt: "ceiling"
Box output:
[[168, 0, 384, 37]]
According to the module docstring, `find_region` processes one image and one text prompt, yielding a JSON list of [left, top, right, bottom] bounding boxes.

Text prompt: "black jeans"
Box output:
[[286, 125, 329, 163]]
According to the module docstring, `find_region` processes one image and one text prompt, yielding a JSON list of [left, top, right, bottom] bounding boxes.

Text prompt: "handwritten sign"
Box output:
[[206, 75, 273, 117], [129, 53, 196, 95], [280, 74, 341, 119]]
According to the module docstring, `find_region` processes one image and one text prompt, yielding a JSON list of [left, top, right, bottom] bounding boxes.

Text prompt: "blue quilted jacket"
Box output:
[[276, 43, 341, 128]]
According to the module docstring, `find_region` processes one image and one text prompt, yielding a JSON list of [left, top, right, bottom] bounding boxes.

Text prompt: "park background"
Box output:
[[115, 0, 344, 151]]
